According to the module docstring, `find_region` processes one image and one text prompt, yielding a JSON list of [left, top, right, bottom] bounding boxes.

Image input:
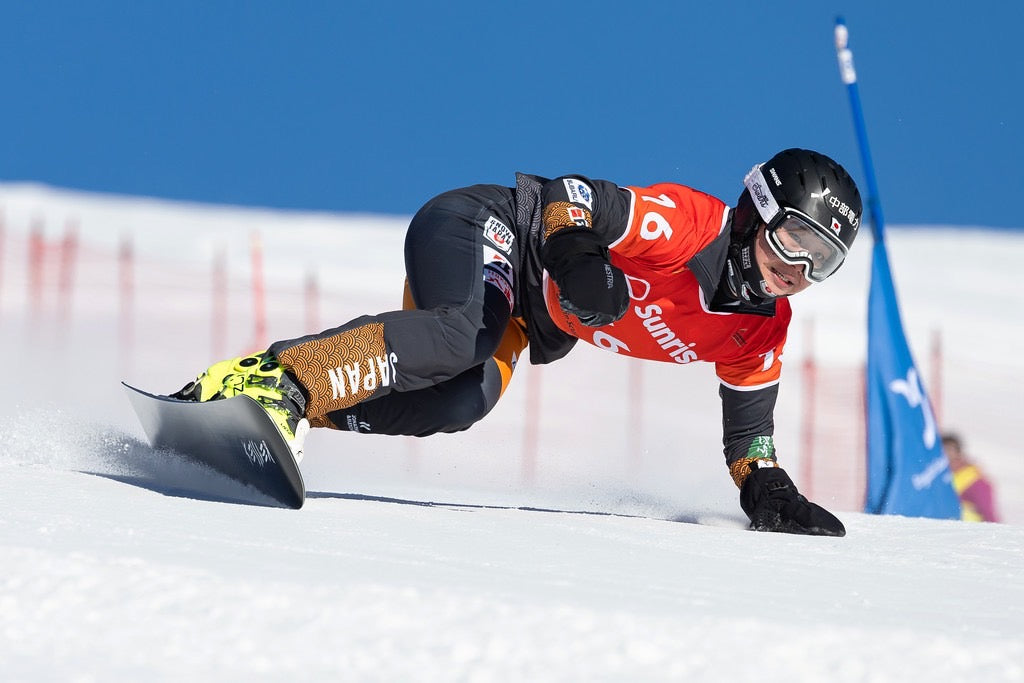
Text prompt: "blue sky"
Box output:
[[1, 1, 1021, 227]]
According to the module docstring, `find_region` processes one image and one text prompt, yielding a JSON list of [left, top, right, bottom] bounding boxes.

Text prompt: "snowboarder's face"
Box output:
[[943, 439, 966, 469], [754, 225, 812, 296]]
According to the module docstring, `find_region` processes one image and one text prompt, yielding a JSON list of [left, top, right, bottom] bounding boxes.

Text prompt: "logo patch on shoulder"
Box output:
[[483, 216, 515, 254], [568, 206, 589, 227], [563, 178, 594, 209]]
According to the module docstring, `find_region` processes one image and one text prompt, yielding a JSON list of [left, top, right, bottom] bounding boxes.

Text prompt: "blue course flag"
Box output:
[[865, 240, 960, 517], [836, 17, 960, 518]]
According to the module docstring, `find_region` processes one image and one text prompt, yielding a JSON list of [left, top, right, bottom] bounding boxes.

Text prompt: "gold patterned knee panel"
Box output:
[[275, 322, 396, 420]]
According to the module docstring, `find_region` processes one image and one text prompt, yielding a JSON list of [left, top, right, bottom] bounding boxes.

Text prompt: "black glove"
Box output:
[[556, 257, 628, 326], [542, 230, 629, 327], [739, 465, 846, 537]]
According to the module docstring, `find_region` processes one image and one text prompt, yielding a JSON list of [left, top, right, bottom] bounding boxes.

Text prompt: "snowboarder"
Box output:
[[173, 148, 861, 536]]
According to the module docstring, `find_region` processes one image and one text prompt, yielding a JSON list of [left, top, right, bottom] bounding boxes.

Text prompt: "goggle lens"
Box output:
[[765, 213, 847, 284]]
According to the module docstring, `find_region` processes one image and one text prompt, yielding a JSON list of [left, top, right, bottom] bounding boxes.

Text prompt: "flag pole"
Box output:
[[834, 17, 960, 518], [834, 17, 885, 244]]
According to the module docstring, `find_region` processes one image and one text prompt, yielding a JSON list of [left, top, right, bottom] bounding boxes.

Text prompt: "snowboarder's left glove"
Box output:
[[739, 464, 846, 537], [554, 258, 628, 327], [541, 229, 628, 327]]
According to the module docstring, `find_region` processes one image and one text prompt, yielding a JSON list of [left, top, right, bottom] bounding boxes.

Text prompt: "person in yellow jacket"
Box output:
[[942, 433, 1000, 522]]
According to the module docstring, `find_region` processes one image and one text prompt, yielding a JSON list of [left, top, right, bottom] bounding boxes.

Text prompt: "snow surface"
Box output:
[[1, 184, 1022, 681]]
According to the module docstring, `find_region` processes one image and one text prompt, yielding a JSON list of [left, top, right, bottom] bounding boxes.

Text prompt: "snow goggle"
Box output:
[[763, 209, 848, 283], [743, 164, 848, 284]]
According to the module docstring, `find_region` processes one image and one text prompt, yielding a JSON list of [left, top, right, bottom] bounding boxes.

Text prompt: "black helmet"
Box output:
[[728, 149, 862, 300]]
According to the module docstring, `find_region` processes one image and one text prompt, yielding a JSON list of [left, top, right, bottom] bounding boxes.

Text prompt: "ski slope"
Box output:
[[1, 184, 1022, 681]]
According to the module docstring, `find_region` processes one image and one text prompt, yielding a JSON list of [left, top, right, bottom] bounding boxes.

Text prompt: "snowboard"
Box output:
[[123, 383, 305, 509]]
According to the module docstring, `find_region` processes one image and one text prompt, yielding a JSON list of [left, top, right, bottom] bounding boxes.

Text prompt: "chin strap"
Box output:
[[722, 204, 776, 304], [724, 242, 776, 304]]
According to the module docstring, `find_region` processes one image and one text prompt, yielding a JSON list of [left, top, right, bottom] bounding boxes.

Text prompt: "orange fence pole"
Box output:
[[118, 234, 134, 376], [57, 219, 78, 329], [521, 365, 542, 485], [305, 270, 319, 333], [212, 247, 227, 359], [250, 232, 266, 349], [800, 318, 817, 498]]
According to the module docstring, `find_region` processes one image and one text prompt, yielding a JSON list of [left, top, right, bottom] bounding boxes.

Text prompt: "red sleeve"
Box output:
[[712, 299, 790, 389]]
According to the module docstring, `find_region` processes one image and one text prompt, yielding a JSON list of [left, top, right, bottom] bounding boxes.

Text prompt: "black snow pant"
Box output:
[[268, 184, 527, 436]]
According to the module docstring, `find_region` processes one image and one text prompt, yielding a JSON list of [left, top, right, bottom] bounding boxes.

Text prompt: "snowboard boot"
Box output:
[[172, 351, 311, 462]]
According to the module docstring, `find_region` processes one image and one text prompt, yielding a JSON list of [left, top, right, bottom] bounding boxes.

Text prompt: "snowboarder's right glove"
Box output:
[[541, 229, 629, 327], [739, 463, 846, 537]]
